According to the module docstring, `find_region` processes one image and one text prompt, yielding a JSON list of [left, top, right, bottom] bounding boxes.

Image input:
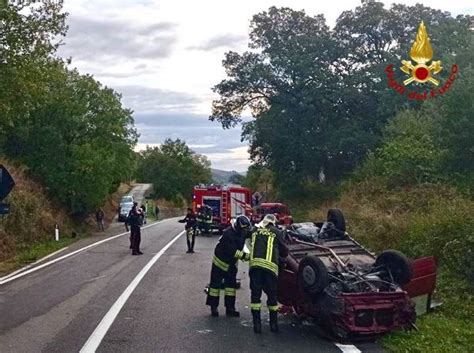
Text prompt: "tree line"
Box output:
[[135, 139, 212, 205], [211, 2, 473, 199], [0, 1, 211, 215]]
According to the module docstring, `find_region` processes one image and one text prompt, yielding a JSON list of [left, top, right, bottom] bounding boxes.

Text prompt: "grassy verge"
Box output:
[[0, 235, 79, 275], [381, 271, 474, 353]]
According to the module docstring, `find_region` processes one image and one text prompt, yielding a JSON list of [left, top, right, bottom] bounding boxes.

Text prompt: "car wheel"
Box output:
[[375, 250, 412, 286], [327, 208, 346, 232], [298, 256, 329, 295]]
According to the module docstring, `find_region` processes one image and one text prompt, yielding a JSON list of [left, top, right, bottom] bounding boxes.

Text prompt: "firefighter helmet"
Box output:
[[234, 215, 251, 234], [257, 214, 277, 228]]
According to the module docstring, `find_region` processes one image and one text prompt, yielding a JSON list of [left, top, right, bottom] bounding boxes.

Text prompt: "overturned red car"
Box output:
[[277, 209, 437, 340]]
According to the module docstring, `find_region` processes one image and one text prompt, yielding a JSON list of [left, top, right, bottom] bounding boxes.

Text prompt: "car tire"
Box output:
[[327, 208, 346, 232], [375, 250, 412, 286], [298, 256, 329, 295]]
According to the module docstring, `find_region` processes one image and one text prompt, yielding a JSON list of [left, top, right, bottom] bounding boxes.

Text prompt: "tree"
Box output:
[[229, 173, 245, 185], [3, 63, 137, 213], [0, 1, 138, 214], [210, 3, 472, 196], [136, 139, 212, 203], [0, 0, 68, 143]]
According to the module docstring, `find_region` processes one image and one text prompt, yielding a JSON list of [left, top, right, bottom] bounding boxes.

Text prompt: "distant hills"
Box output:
[[211, 169, 244, 184]]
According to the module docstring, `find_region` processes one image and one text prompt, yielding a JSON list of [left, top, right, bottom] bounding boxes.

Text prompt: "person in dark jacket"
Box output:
[[249, 214, 288, 333], [126, 202, 143, 255], [206, 215, 252, 317], [155, 204, 160, 220], [179, 208, 197, 253], [140, 204, 147, 224], [95, 208, 105, 231]]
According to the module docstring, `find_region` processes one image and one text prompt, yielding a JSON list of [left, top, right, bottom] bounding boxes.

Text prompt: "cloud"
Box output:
[[189, 33, 247, 51], [132, 112, 250, 171], [60, 16, 178, 62], [114, 86, 201, 113]]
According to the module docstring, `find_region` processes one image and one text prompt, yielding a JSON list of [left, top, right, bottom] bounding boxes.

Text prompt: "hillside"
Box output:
[[211, 168, 244, 184], [0, 160, 76, 272]]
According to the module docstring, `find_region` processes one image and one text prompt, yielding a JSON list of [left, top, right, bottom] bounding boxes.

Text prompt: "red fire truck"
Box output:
[[192, 184, 252, 231]]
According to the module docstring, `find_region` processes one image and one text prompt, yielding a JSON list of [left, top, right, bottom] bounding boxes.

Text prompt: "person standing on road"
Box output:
[[95, 208, 105, 232], [126, 202, 143, 255], [140, 204, 147, 224], [154, 204, 160, 220], [179, 208, 197, 253], [249, 214, 288, 333], [206, 215, 252, 317]]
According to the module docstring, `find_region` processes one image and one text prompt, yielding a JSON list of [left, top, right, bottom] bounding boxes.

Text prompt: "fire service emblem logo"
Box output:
[[400, 21, 442, 85], [385, 21, 458, 100]]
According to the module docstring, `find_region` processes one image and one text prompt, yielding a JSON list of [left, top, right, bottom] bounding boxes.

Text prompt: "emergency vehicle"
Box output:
[[192, 184, 252, 231]]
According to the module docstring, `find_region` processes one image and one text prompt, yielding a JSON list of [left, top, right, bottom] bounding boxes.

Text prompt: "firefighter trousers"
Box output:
[[249, 268, 278, 313], [186, 226, 196, 251], [206, 263, 238, 309]]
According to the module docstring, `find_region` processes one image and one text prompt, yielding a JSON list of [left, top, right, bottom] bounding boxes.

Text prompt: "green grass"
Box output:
[[381, 272, 474, 353], [0, 235, 80, 276]]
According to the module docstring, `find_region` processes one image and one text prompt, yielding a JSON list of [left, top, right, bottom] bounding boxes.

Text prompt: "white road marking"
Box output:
[[0, 247, 69, 281], [80, 230, 185, 353], [0, 218, 176, 286], [335, 343, 362, 353]]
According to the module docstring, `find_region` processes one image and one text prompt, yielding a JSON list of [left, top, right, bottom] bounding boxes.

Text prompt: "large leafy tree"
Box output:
[[210, 2, 472, 195], [0, 1, 138, 214], [0, 0, 68, 141], [136, 139, 212, 203]]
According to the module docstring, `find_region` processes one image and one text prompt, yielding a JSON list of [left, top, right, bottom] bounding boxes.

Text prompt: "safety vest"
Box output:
[[250, 227, 279, 276]]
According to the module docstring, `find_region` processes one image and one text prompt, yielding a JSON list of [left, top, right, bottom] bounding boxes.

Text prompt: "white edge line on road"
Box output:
[[80, 229, 185, 353], [335, 343, 362, 353], [0, 247, 69, 281], [0, 218, 176, 286]]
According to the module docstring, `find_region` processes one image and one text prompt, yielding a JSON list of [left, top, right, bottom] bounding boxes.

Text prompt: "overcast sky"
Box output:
[[58, 0, 473, 172]]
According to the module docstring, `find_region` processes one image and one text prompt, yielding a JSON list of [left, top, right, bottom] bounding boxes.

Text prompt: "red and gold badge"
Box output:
[[400, 21, 442, 85]]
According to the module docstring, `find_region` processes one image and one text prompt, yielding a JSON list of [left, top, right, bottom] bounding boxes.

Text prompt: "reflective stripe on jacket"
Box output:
[[250, 226, 285, 277], [212, 226, 247, 271]]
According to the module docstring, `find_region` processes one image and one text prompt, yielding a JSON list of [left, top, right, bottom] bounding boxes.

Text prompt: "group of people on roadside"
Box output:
[[179, 207, 288, 332], [205, 214, 288, 334]]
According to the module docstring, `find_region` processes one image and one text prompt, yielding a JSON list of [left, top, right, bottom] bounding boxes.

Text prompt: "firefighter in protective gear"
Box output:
[[179, 208, 197, 253], [206, 215, 252, 317], [197, 205, 211, 235], [203, 205, 213, 234], [249, 214, 288, 333]]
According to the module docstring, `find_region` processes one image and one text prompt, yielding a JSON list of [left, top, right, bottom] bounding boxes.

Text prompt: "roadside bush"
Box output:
[[306, 177, 474, 288], [402, 200, 474, 284], [355, 110, 444, 187], [0, 160, 72, 261]]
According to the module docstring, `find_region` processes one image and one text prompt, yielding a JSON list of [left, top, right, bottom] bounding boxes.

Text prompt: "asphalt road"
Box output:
[[0, 212, 383, 352]]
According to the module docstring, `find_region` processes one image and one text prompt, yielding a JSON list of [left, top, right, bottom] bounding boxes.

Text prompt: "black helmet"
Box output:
[[234, 215, 251, 234]]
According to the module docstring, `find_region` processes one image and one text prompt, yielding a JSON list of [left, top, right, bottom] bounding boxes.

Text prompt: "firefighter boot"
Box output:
[[269, 311, 279, 333], [211, 306, 219, 317], [252, 310, 262, 334], [226, 308, 240, 317]]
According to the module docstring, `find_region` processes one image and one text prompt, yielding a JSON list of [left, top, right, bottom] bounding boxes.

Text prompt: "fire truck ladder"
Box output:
[[221, 190, 228, 221]]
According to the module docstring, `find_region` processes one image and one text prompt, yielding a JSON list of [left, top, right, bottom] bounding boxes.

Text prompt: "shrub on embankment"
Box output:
[[308, 177, 474, 284], [0, 160, 74, 263]]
